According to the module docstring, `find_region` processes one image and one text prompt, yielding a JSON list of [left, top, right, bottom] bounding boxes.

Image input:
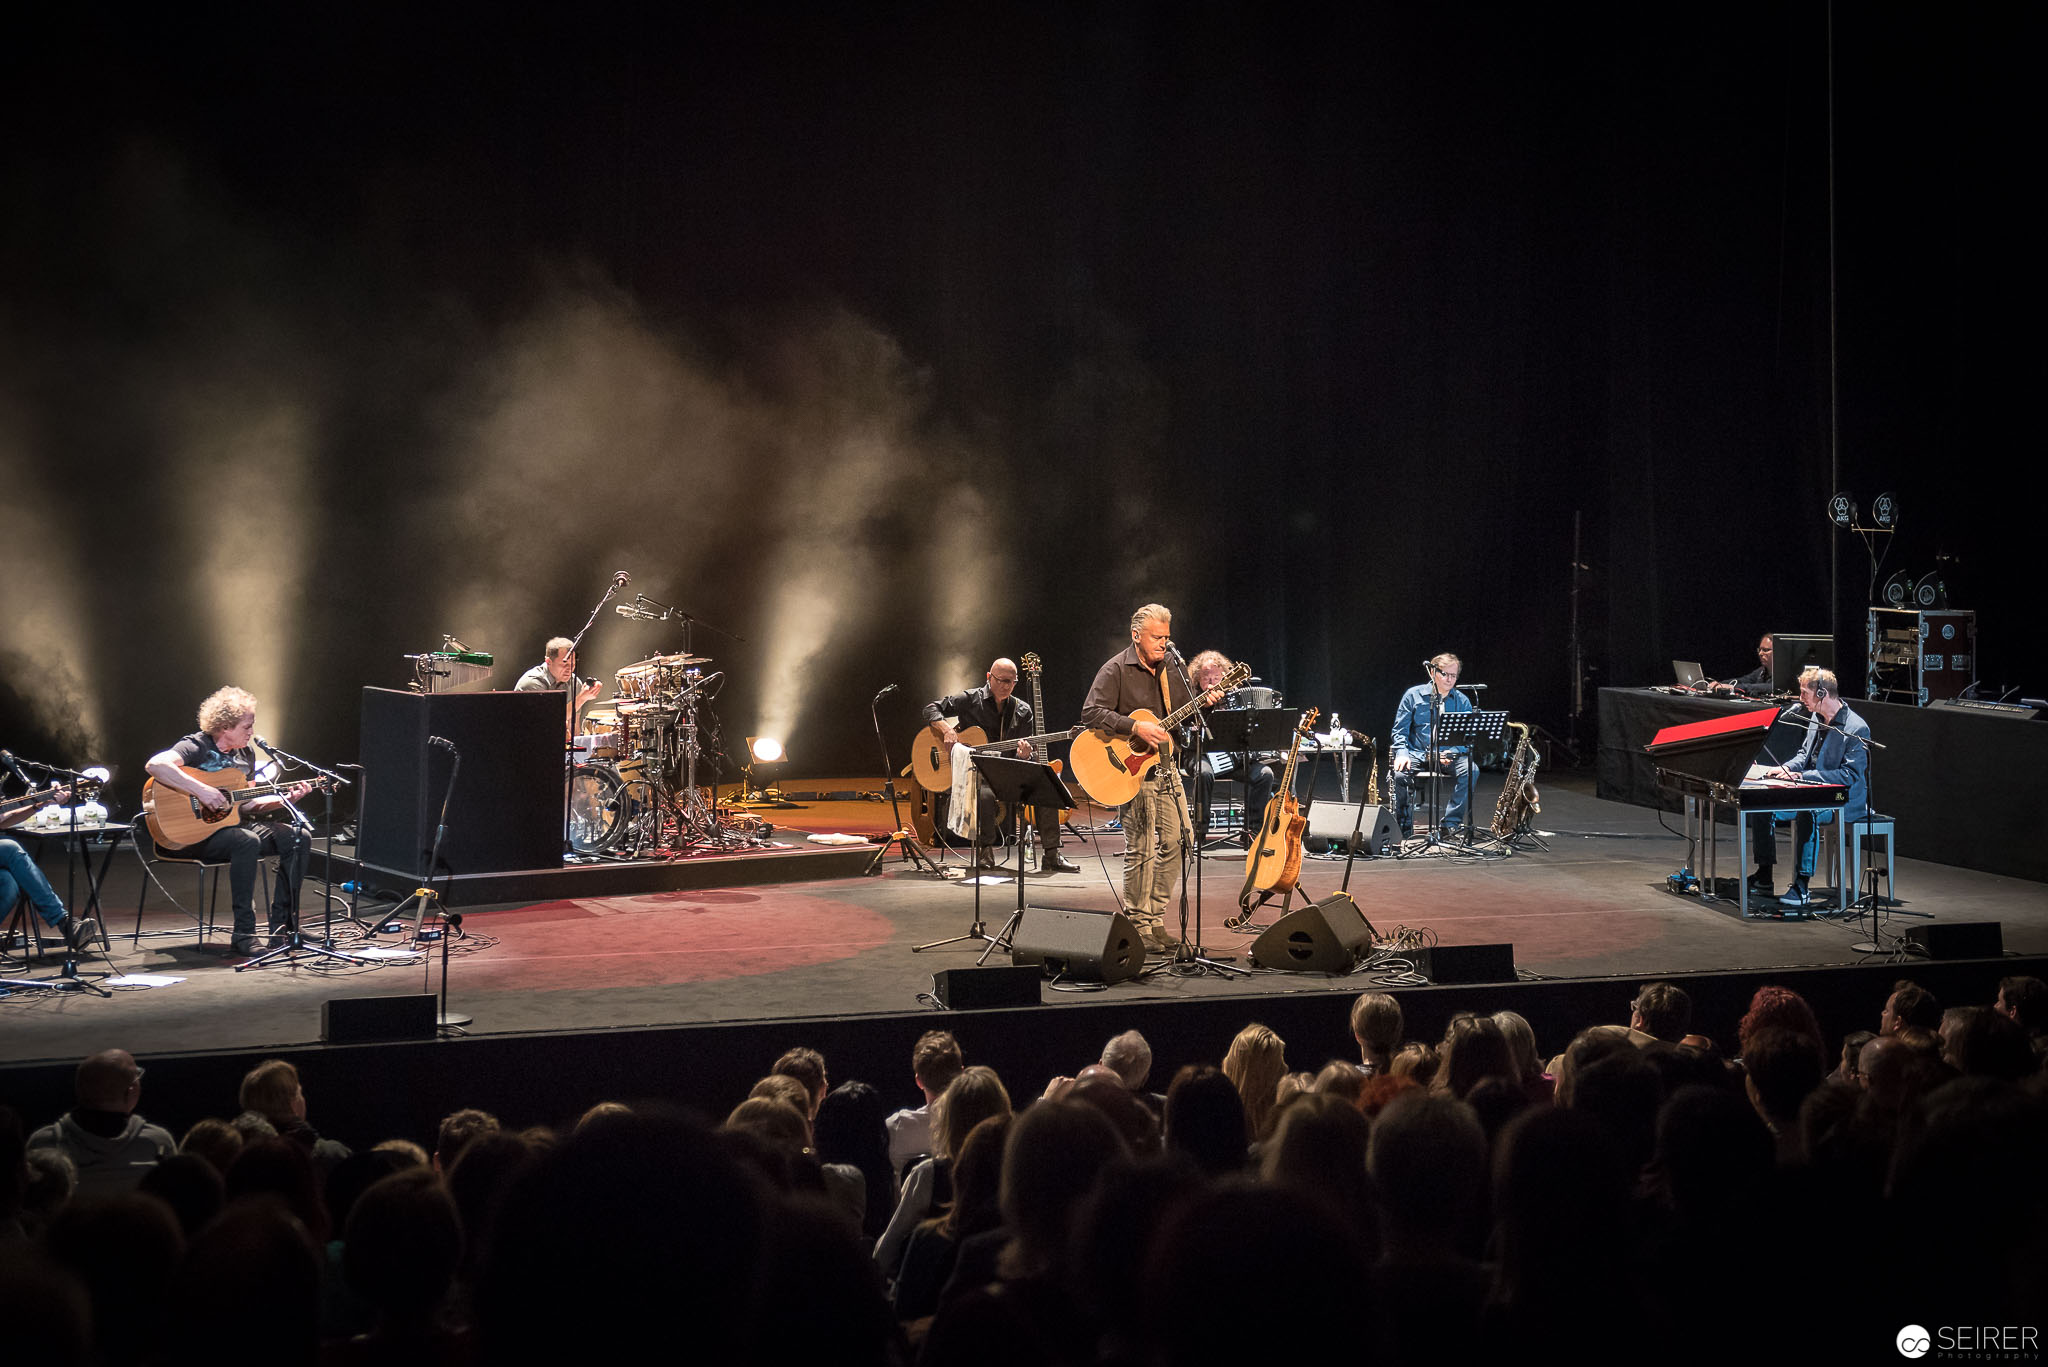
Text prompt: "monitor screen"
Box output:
[[1771, 633, 1834, 694]]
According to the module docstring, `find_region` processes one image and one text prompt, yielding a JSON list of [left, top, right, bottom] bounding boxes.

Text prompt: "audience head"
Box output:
[[138, 1152, 226, 1239], [911, 1029, 965, 1098], [343, 1167, 462, 1332], [770, 1047, 829, 1117], [1387, 1041, 1439, 1087], [1651, 1083, 1774, 1221], [238, 1059, 306, 1123], [932, 1064, 1013, 1162], [748, 1073, 813, 1116], [1995, 975, 2047, 1033], [1737, 985, 1825, 1057], [434, 1107, 500, 1173], [998, 1098, 1126, 1277], [1882, 978, 1941, 1036], [180, 1118, 244, 1176], [1068, 1074, 1163, 1156], [1262, 1092, 1374, 1241], [1368, 1089, 1487, 1252], [1743, 1026, 1827, 1133], [225, 1136, 329, 1244], [73, 1049, 145, 1114], [1350, 991, 1403, 1063], [1630, 981, 1692, 1041], [1164, 1064, 1249, 1176], [1311, 1060, 1369, 1105], [1435, 1012, 1516, 1099], [1101, 1029, 1153, 1089], [941, 1114, 1012, 1239], [1948, 1006, 2039, 1082], [1491, 1009, 1545, 1086], [1221, 1023, 1287, 1140]]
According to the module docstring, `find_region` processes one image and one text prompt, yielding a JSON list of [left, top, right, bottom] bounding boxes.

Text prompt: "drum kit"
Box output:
[[568, 651, 750, 857]]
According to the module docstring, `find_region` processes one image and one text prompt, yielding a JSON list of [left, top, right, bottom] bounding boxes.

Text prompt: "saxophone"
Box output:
[[1491, 722, 1541, 839]]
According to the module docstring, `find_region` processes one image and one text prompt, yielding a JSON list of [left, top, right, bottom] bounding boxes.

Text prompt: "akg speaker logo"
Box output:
[[1897, 1325, 1931, 1358]]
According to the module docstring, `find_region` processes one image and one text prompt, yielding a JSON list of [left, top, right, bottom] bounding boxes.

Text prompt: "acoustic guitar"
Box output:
[[142, 766, 336, 851], [0, 776, 103, 823], [908, 724, 1083, 792], [1068, 661, 1250, 807], [1237, 707, 1318, 917]]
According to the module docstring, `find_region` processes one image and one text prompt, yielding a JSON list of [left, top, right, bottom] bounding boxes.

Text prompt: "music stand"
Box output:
[[967, 755, 1078, 965], [1426, 709, 1507, 848]]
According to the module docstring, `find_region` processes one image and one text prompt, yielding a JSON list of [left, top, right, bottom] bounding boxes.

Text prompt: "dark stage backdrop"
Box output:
[[0, 4, 2034, 808]]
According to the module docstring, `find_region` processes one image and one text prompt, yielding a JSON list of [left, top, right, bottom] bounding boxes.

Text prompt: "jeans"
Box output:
[[181, 823, 310, 939], [1393, 755, 1474, 834], [1120, 766, 1191, 927], [0, 837, 67, 926]]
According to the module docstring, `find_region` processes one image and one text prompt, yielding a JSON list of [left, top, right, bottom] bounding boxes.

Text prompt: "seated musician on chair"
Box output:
[[922, 658, 1078, 873], [143, 687, 312, 957], [1391, 653, 1477, 839], [1185, 650, 1277, 843], [1709, 634, 1774, 696], [1, 779, 99, 952], [1746, 666, 1870, 910]]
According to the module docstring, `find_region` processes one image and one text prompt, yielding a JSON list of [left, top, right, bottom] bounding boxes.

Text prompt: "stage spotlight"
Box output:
[[728, 735, 802, 810]]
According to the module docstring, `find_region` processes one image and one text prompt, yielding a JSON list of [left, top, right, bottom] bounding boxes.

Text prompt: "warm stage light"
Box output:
[[749, 736, 785, 763]]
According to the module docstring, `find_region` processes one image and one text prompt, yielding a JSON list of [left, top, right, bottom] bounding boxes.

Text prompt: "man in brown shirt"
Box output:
[[1081, 603, 1216, 948]]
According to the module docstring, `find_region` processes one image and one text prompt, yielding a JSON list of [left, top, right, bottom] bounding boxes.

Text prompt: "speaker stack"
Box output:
[[1302, 805, 1400, 858]]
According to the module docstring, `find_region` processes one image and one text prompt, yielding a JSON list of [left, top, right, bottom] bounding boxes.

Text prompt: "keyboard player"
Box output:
[[1746, 666, 1870, 910]]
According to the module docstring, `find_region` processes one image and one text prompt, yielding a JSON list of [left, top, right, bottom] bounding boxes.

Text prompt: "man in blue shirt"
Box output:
[[1391, 653, 1477, 838], [1747, 666, 1871, 910]]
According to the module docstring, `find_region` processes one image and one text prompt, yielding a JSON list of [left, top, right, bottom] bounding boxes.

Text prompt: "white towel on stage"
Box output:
[[946, 743, 980, 841]]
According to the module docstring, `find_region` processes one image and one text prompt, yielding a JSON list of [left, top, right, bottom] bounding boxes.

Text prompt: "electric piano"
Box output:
[[1646, 708, 1846, 916]]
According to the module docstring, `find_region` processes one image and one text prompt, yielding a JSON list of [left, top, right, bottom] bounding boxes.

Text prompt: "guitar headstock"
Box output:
[[1220, 662, 1252, 692], [1296, 707, 1321, 735], [1021, 652, 1042, 676]]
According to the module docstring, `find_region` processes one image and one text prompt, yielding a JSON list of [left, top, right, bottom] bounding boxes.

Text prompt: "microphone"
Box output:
[[1165, 639, 1185, 663], [613, 570, 632, 587], [1454, 682, 1487, 691], [874, 683, 899, 700], [614, 604, 653, 619], [0, 750, 28, 784], [428, 735, 458, 755]]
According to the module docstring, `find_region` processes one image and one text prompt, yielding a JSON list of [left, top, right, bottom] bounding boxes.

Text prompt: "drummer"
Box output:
[[517, 636, 605, 736], [1185, 650, 1279, 843]]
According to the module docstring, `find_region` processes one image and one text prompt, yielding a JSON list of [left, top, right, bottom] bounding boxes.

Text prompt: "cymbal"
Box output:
[[649, 652, 711, 667]]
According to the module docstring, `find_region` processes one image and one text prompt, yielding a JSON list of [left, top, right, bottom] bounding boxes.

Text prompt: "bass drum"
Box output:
[[568, 762, 633, 854]]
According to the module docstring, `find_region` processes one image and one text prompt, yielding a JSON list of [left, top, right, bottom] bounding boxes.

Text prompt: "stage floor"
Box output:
[[4, 773, 2043, 1066]]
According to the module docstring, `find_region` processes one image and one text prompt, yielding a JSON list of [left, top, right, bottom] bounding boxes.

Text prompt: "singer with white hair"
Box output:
[[143, 686, 313, 957], [1080, 604, 1222, 949]]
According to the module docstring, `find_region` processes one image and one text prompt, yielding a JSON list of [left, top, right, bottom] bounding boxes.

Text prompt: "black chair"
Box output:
[[130, 816, 267, 947]]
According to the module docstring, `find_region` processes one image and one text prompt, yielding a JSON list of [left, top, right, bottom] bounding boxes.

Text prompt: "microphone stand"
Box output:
[[868, 685, 942, 875], [1163, 645, 1242, 978], [239, 742, 369, 971]]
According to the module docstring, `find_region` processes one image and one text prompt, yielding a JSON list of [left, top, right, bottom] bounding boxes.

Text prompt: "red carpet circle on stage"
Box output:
[[452, 888, 895, 991]]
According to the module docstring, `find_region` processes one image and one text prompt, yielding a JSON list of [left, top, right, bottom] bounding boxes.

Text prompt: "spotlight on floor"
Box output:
[[728, 735, 803, 810]]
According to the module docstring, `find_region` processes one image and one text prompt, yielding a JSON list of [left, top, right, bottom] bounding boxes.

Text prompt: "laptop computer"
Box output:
[[1672, 660, 1708, 688]]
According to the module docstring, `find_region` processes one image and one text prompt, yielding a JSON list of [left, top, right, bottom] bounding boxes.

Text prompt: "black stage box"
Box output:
[[933, 965, 1042, 1009], [358, 688, 564, 879], [1010, 906, 1144, 984], [1903, 922, 2004, 961], [1250, 893, 1376, 973], [322, 993, 437, 1042], [1414, 942, 1517, 984]]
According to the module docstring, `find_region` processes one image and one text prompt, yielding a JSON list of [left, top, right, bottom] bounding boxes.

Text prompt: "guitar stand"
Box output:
[[868, 693, 947, 878]]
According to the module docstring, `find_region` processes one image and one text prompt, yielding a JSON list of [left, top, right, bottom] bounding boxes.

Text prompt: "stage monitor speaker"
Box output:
[[1250, 892, 1375, 973], [933, 965, 1042, 1009], [1413, 942, 1517, 984], [1303, 805, 1400, 858], [322, 993, 438, 1042], [1009, 906, 1143, 984], [1902, 921, 2004, 960]]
